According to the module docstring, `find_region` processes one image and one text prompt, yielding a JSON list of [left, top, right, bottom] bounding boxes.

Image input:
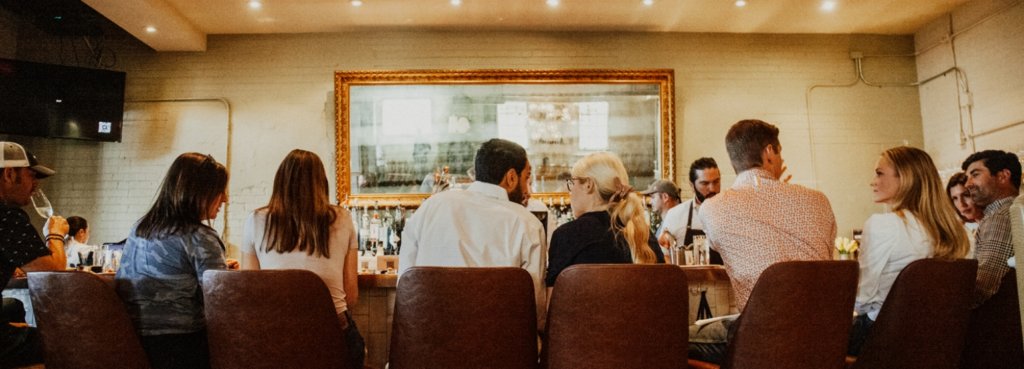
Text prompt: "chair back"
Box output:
[[851, 259, 978, 369], [202, 269, 349, 369], [389, 267, 538, 369], [27, 271, 150, 369], [544, 264, 689, 369], [722, 261, 858, 369], [959, 268, 1024, 369]]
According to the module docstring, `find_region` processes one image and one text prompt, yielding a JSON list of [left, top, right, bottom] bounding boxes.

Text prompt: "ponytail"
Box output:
[[609, 192, 657, 264]]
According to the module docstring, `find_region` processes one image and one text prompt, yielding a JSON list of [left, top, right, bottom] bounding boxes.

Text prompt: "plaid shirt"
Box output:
[[972, 196, 1015, 308]]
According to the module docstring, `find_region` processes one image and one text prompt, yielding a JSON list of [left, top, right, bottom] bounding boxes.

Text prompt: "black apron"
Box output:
[[683, 202, 723, 265]]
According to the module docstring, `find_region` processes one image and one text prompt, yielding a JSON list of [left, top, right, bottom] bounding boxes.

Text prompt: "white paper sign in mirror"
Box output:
[[335, 69, 675, 206]]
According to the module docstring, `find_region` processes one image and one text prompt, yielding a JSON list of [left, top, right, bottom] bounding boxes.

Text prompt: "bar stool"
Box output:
[[27, 271, 151, 369], [389, 267, 538, 369], [689, 260, 859, 369], [202, 269, 352, 369], [850, 259, 978, 369], [959, 268, 1023, 369], [544, 264, 689, 369]]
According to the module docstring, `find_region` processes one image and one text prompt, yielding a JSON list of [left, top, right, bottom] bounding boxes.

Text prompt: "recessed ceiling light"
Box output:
[[642, 0, 654, 6], [821, 0, 837, 11], [248, 0, 262, 10], [451, 0, 462, 6], [735, 0, 747, 7], [145, 26, 157, 33], [547, 0, 559, 7], [351, 0, 363, 7]]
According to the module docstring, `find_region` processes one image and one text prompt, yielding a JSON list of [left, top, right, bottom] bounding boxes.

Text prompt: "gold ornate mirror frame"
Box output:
[[334, 69, 675, 206]]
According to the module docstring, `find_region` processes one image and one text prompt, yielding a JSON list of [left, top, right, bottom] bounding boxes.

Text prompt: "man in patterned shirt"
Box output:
[[689, 119, 836, 363], [962, 150, 1021, 307], [0, 141, 69, 367]]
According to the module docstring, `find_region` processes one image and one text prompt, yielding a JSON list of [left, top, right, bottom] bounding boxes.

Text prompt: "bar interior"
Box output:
[[1, 1, 1023, 368]]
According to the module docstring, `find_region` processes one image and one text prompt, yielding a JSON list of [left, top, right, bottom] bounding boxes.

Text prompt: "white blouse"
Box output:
[[855, 211, 933, 320]]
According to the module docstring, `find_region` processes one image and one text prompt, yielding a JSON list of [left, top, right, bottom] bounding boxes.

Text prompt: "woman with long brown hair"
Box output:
[[115, 152, 230, 369], [241, 149, 363, 368], [546, 152, 663, 291], [848, 146, 970, 355]]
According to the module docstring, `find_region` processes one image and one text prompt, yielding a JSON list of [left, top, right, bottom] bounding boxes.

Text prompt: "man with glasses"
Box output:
[[1, 141, 69, 367]]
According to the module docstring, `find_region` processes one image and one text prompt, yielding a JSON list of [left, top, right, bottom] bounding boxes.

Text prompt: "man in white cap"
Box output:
[[0, 141, 69, 367]]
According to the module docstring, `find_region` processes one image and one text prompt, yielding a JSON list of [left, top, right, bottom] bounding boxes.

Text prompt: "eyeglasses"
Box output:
[[565, 176, 587, 191]]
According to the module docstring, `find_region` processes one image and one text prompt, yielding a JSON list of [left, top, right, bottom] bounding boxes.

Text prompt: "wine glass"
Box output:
[[31, 188, 54, 219]]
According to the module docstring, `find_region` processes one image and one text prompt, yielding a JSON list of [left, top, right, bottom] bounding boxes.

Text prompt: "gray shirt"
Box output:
[[115, 224, 227, 336]]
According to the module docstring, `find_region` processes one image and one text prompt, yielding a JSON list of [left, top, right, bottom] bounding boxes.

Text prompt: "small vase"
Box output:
[[837, 253, 852, 261]]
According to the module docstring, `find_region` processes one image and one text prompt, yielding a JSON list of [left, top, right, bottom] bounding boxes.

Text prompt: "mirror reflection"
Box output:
[[347, 83, 662, 195]]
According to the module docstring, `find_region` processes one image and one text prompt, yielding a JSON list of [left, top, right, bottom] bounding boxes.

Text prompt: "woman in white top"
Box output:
[[65, 216, 99, 269], [848, 146, 970, 355], [241, 149, 363, 368]]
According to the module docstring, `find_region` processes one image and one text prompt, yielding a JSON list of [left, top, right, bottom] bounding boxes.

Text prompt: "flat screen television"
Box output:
[[0, 58, 125, 142]]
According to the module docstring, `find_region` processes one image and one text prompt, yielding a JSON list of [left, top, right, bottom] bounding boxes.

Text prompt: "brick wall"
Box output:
[[916, 0, 1024, 173], [6, 28, 923, 250]]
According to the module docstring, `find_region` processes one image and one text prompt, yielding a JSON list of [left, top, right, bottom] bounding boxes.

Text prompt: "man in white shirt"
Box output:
[[658, 157, 721, 252], [399, 138, 547, 327]]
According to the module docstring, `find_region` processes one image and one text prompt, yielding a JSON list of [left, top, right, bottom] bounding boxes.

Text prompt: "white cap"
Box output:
[[0, 141, 55, 178]]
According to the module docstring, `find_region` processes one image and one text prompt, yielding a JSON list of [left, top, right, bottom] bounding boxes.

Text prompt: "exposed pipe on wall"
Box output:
[[124, 98, 234, 242]]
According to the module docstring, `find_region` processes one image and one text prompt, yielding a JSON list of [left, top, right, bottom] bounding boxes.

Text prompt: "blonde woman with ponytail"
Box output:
[[545, 152, 663, 291], [848, 146, 970, 356]]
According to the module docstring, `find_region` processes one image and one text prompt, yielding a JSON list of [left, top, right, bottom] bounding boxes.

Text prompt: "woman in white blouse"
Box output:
[[241, 149, 363, 368], [848, 146, 970, 355]]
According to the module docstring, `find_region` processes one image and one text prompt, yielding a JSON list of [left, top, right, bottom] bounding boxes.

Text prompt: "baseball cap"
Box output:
[[1, 142, 55, 178], [640, 179, 680, 198]]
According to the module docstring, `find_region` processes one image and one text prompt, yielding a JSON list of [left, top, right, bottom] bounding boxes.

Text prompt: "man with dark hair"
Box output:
[[399, 138, 546, 327], [689, 120, 836, 364], [1, 141, 69, 367], [961, 149, 1022, 307], [655, 157, 721, 256]]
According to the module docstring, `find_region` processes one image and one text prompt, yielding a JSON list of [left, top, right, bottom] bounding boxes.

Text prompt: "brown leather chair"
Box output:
[[959, 268, 1024, 369], [544, 264, 689, 369], [202, 269, 350, 369], [851, 259, 978, 369], [27, 271, 150, 369], [389, 267, 538, 369], [691, 260, 859, 369]]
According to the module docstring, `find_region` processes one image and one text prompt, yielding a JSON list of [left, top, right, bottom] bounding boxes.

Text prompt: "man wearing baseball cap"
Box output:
[[640, 179, 683, 241], [0, 141, 68, 366]]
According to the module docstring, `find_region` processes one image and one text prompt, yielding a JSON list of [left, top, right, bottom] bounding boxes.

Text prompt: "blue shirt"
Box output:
[[115, 224, 227, 335]]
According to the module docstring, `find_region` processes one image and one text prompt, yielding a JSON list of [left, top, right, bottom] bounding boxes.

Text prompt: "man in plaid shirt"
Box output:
[[962, 150, 1021, 307]]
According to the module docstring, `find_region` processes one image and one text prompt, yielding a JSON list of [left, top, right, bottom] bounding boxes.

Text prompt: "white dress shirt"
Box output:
[[398, 181, 547, 327], [855, 211, 933, 320], [660, 199, 702, 241]]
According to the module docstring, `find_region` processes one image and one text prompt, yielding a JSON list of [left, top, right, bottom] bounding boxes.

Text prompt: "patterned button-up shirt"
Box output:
[[972, 196, 1015, 307], [699, 168, 836, 312]]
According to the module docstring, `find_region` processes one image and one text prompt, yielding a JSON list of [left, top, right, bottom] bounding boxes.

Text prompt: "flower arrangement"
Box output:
[[834, 237, 859, 257]]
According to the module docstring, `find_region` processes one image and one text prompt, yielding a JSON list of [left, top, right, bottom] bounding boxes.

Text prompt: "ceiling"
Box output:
[[75, 0, 971, 52]]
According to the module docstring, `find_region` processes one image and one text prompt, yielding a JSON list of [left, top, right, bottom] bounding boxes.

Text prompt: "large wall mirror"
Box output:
[[335, 69, 675, 206]]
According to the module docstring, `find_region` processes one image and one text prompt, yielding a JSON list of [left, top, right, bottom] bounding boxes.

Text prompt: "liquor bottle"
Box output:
[[359, 204, 370, 255], [369, 213, 381, 256]]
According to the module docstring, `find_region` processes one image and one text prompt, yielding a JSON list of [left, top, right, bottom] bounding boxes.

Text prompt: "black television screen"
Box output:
[[0, 58, 125, 142]]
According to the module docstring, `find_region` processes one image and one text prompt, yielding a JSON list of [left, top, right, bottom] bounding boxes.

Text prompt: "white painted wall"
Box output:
[[916, 0, 1024, 173], [6, 29, 923, 254]]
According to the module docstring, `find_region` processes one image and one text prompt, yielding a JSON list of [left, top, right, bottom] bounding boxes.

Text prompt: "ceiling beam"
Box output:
[[83, 0, 206, 52]]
